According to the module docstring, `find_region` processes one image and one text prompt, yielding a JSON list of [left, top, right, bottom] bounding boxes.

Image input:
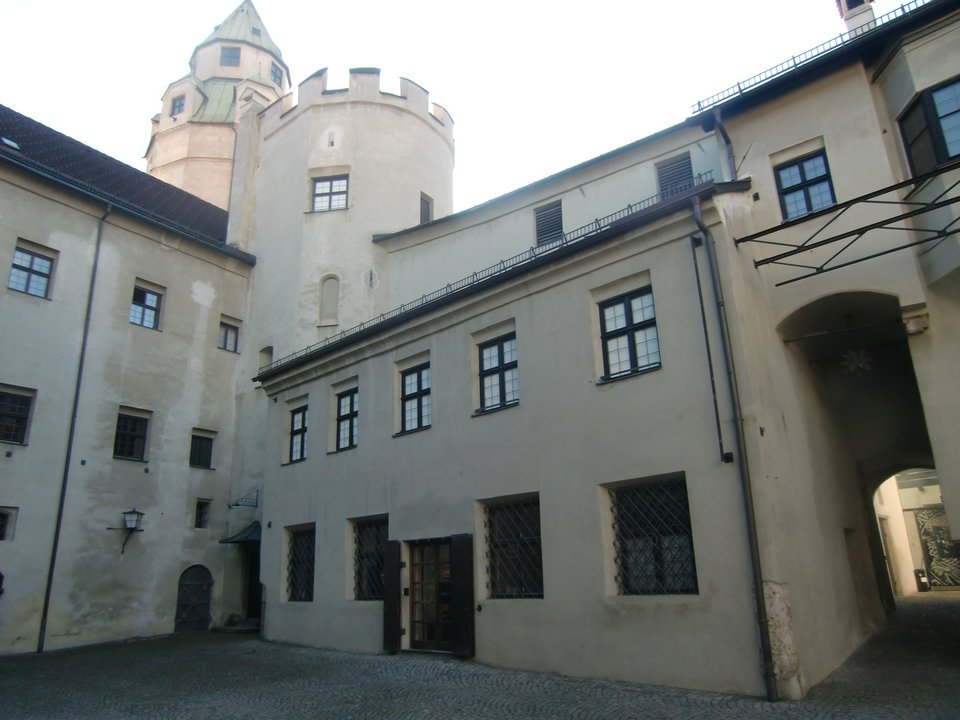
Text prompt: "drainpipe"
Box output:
[[37, 206, 110, 652], [691, 196, 778, 701], [713, 109, 737, 182]]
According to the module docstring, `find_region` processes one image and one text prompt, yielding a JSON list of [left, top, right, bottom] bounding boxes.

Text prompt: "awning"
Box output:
[[219, 521, 261, 544]]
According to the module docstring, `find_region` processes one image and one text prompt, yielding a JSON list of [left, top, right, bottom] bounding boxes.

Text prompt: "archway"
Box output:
[[175, 565, 213, 632]]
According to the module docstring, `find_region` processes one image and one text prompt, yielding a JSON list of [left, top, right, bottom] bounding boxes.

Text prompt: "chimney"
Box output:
[[837, 0, 876, 35]]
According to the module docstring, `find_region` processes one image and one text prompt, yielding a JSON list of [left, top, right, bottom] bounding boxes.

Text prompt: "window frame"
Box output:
[[598, 286, 661, 381], [289, 405, 308, 463], [0, 507, 17, 541], [220, 46, 241, 67], [484, 495, 544, 599], [312, 175, 349, 212], [270, 62, 283, 86], [400, 363, 431, 433], [899, 77, 960, 177], [194, 499, 211, 529], [189, 433, 214, 469], [773, 150, 836, 221], [478, 333, 519, 412], [217, 321, 239, 352], [129, 285, 162, 330], [114, 412, 149, 461], [286, 526, 316, 602], [8, 245, 54, 299], [171, 94, 185, 115], [0, 388, 33, 445], [336, 388, 359, 451], [353, 516, 388, 601]]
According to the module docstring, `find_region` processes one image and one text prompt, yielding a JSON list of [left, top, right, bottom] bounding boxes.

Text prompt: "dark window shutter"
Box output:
[[657, 154, 694, 198], [450, 533, 475, 658], [534, 201, 563, 246], [383, 540, 401, 653]]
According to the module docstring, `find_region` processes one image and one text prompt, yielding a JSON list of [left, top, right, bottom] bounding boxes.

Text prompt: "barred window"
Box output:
[[354, 517, 388, 600], [289, 406, 307, 462], [401, 364, 431, 432], [484, 496, 543, 599], [0, 391, 32, 444], [114, 413, 148, 461], [478, 333, 518, 411], [610, 476, 698, 595], [287, 526, 315, 601], [313, 175, 349, 212], [336, 389, 358, 450], [599, 287, 660, 379], [8, 247, 52, 298]]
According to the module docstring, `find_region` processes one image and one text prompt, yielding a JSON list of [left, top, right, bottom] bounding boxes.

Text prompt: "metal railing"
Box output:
[[259, 172, 714, 376], [691, 1, 932, 115]]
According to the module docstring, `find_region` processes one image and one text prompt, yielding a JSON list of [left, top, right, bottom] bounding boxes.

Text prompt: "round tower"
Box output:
[[146, 1, 290, 209]]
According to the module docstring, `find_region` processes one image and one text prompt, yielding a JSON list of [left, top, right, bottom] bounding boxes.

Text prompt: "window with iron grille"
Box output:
[[8, 246, 53, 298], [336, 389, 358, 450], [900, 77, 960, 177], [610, 476, 698, 595], [657, 153, 694, 199], [114, 413, 149, 461], [220, 46, 241, 66], [478, 333, 518, 411], [774, 151, 836, 221], [289, 406, 307, 462], [287, 526, 315, 602], [218, 322, 239, 352], [534, 201, 563, 246], [401, 364, 431, 432], [312, 175, 349, 212], [190, 434, 214, 468], [599, 287, 660, 380], [0, 390, 32, 444], [484, 496, 543, 599], [353, 517, 388, 600], [129, 286, 161, 329]]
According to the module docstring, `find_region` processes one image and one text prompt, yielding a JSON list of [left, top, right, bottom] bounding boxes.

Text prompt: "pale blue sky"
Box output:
[[2, 0, 910, 210]]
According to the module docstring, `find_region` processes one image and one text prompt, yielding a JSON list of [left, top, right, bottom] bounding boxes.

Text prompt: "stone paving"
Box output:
[[1, 593, 958, 719]]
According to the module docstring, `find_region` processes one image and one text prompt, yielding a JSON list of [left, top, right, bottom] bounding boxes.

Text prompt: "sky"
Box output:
[[2, 0, 912, 211]]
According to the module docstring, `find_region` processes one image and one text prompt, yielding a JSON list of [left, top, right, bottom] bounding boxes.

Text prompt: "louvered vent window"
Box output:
[[657, 154, 694, 199], [610, 476, 698, 595], [484, 496, 543, 598], [534, 201, 563, 246]]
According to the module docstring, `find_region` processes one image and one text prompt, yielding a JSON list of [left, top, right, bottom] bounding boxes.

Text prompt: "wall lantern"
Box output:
[[108, 508, 145, 554]]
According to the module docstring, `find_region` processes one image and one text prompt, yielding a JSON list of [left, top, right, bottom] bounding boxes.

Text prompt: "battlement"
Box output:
[[261, 67, 453, 141]]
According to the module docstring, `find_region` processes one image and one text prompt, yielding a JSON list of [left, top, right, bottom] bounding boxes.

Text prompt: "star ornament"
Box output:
[[839, 349, 872, 375]]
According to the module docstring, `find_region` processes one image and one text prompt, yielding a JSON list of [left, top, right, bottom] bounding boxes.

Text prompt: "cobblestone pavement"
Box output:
[[1, 593, 958, 719]]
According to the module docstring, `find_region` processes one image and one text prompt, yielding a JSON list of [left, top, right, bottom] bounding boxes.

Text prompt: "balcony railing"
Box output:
[[691, 0, 932, 115], [259, 172, 714, 376]]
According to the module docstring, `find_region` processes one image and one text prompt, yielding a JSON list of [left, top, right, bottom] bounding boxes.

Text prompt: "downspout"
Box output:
[[37, 205, 110, 652], [691, 196, 778, 701], [713, 109, 737, 181]]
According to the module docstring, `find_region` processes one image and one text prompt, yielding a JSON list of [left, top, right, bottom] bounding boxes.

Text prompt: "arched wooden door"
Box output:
[[175, 565, 213, 632]]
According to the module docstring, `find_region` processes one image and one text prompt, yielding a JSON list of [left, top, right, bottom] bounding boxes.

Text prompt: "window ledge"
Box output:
[[189, 465, 216, 471], [0, 440, 27, 447], [281, 458, 307, 467], [217, 348, 240, 354], [327, 446, 357, 455], [305, 208, 349, 215], [596, 364, 661, 386], [113, 456, 148, 463], [392, 426, 431, 438], [472, 401, 519, 417]]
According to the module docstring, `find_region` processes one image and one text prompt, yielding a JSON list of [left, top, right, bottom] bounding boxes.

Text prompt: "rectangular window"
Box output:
[[114, 412, 149, 461], [484, 495, 543, 599], [289, 406, 307, 462], [312, 175, 349, 212], [353, 517, 388, 600], [479, 334, 518, 411], [657, 153, 694, 199], [287, 526, 316, 602], [171, 94, 185, 115], [0, 507, 17, 541], [336, 389, 359, 450], [220, 46, 241, 66], [189, 434, 214, 469], [774, 151, 836, 221], [194, 499, 211, 529], [401, 364, 431, 432], [599, 287, 660, 380], [271, 62, 283, 86], [217, 321, 239, 352], [534, 200, 563, 246], [610, 475, 698, 595], [8, 246, 53, 298], [900, 78, 960, 176], [129, 286, 161, 329], [420, 194, 433, 225], [0, 390, 32, 444]]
